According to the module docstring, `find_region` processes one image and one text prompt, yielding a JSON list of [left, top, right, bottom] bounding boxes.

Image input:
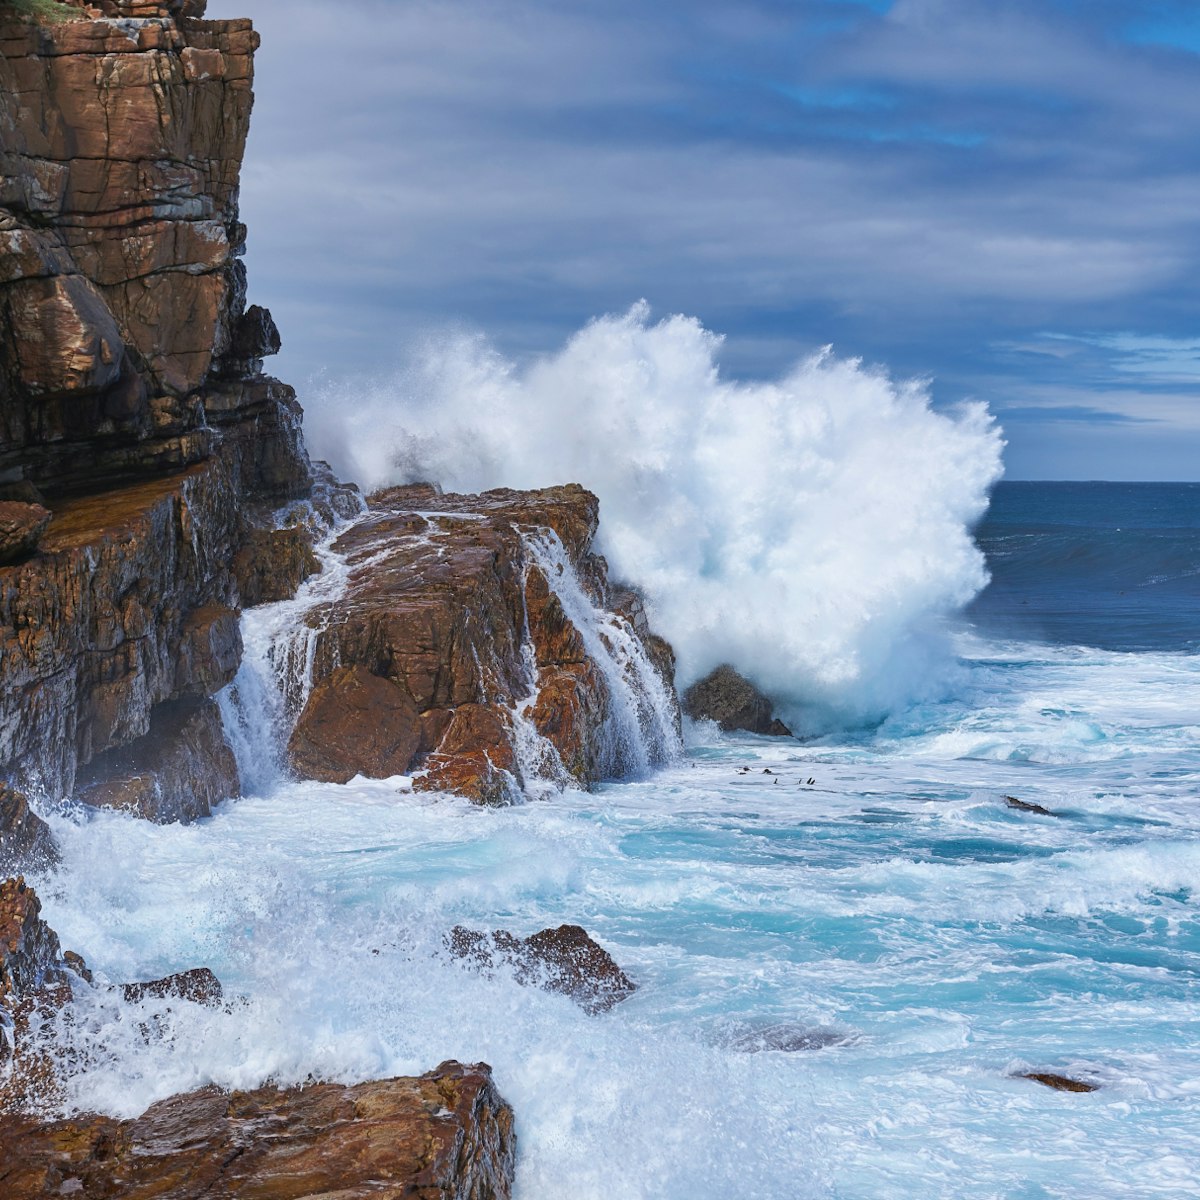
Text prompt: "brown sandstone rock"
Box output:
[[0, 3, 310, 501], [0, 501, 50, 565], [0, 784, 58, 875], [0, 1061, 516, 1199], [288, 485, 679, 802], [233, 525, 320, 607], [683, 663, 792, 736], [288, 666, 422, 785], [76, 699, 240, 823], [448, 923, 637, 1014]]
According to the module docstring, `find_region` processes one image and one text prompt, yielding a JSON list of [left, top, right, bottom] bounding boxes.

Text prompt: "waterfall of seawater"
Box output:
[[216, 527, 357, 794], [521, 528, 682, 780], [218, 512, 680, 801]]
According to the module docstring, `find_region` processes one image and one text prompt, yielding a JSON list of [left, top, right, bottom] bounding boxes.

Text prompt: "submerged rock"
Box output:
[[1004, 795, 1057, 817], [121, 967, 223, 1008], [0, 786, 58, 876], [683, 664, 792, 736], [1017, 1071, 1099, 1093], [728, 1023, 855, 1053], [0, 1060, 517, 1199], [448, 923, 637, 1014]]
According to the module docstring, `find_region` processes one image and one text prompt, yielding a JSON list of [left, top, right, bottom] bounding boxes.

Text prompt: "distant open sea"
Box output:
[[969, 481, 1200, 653], [36, 480, 1200, 1199]]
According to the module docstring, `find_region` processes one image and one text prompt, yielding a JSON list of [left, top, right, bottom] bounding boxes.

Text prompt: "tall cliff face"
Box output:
[[0, 0, 313, 804], [0, 0, 307, 501]]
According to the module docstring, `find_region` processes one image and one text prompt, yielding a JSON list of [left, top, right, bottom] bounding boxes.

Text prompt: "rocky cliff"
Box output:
[[0, 0, 313, 810]]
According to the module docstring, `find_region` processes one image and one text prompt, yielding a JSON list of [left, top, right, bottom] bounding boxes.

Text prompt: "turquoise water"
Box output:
[[32, 482, 1200, 1198]]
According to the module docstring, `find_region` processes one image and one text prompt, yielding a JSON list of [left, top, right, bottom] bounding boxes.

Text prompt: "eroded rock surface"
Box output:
[[0, 1061, 517, 1199], [683, 663, 792, 737], [287, 484, 680, 802], [448, 923, 637, 1014]]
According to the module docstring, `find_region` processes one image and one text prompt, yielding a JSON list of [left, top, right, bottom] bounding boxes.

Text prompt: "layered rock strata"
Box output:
[[0, 0, 314, 811], [0, 1061, 517, 1198], [287, 483, 680, 803]]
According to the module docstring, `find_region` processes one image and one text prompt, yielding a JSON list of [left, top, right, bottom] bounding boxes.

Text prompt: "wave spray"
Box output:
[[306, 303, 1004, 727]]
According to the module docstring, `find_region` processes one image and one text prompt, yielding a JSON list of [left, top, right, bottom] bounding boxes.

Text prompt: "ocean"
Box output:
[[34, 479, 1200, 1199]]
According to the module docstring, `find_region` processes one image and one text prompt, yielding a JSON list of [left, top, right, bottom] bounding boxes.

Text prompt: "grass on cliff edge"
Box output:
[[2, 0, 84, 24]]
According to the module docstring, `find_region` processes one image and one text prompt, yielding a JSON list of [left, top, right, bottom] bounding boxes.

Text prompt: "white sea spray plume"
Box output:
[[305, 303, 1004, 726]]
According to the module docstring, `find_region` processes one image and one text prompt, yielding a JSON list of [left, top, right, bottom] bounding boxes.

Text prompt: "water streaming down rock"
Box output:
[[259, 484, 681, 802], [217, 524, 359, 795], [520, 528, 681, 781]]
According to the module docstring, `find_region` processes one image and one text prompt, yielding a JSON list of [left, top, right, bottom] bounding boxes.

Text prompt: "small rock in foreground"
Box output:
[[448, 923, 637, 1014], [0, 1061, 516, 1199]]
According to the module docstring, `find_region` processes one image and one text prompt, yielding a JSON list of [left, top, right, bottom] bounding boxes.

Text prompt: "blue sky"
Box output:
[[211, 0, 1199, 479]]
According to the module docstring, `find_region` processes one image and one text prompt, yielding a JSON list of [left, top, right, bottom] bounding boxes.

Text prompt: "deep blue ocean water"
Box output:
[[968, 481, 1200, 652], [32, 481, 1200, 1199]]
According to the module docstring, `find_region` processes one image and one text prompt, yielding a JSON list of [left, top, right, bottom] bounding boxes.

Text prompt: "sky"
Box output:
[[210, 0, 1200, 480]]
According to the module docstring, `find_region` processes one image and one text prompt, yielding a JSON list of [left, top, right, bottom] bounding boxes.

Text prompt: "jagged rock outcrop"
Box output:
[[0, 0, 314, 805], [287, 484, 680, 802], [232, 524, 320, 607], [683, 664, 792, 737], [0, 1061, 517, 1199], [448, 923, 637, 1014], [0, 785, 58, 875]]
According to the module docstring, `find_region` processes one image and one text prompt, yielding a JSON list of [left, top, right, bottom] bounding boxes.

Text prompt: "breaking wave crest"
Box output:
[[306, 303, 1004, 726]]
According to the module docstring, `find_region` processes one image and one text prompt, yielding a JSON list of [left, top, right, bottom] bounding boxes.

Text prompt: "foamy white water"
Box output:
[[28, 632, 1200, 1199], [304, 304, 1004, 726]]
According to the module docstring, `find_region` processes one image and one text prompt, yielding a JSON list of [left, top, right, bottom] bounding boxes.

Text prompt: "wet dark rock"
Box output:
[[121, 967, 222, 1008], [75, 699, 240, 823], [0, 1060, 517, 1198], [1005, 795, 1057, 817], [448, 923, 637, 1014], [683, 664, 792, 736], [0, 785, 58, 875], [1017, 1071, 1099, 1093], [0, 502, 50, 566]]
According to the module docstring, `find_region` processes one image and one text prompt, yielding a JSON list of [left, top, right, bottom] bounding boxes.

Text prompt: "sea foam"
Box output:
[[304, 303, 1004, 726]]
